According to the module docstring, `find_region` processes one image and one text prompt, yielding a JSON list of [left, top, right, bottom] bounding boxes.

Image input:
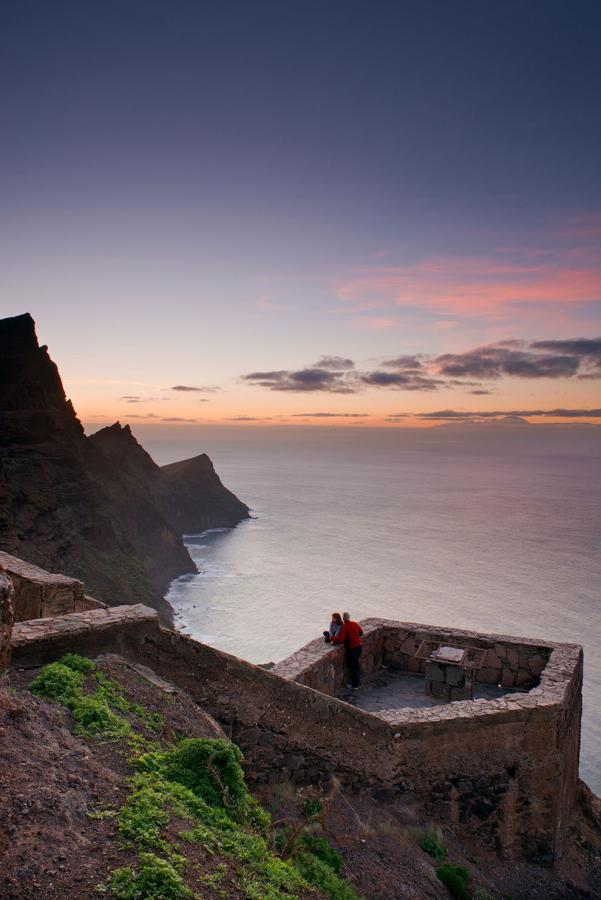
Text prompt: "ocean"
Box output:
[[141, 424, 601, 792]]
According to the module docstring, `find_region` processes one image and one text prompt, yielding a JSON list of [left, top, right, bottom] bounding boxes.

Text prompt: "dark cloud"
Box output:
[[121, 395, 141, 401], [360, 371, 444, 390], [314, 356, 355, 370], [496, 339, 526, 349], [170, 384, 220, 392], [291, 412, 368, 418], [471, 389, 492, 395], [530, 337, 601, 359], [381, 355, 424, 370], [161, 416, 200, 422], [412, 408, 601, 420], [243, 335, 601, 396], [226, 416, 263, 421], [435, 346, 580, 379], [242, 368, 356, 393]]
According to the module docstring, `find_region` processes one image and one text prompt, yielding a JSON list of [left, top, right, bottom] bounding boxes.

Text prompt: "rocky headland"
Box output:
[[0, 313, 249, 622]]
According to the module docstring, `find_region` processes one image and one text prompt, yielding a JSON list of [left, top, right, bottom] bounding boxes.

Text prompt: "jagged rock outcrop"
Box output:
[[88, 424, 249, 533], [0, 313, 249, 621], [161, 453, 249, 532]]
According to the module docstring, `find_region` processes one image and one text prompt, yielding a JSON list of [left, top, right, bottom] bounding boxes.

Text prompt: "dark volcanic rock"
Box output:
[[161, 454, 250, 532], [0, 313, 249, 621]]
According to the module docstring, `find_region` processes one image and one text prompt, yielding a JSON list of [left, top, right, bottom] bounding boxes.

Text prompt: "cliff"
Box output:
[[0, 313, 249, 621], [88, 425, 249, 533], [161, 453, 249, 532]]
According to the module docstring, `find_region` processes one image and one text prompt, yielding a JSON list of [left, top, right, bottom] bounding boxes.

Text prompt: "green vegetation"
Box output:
[[420, 826, 448, 862], [30, 659, 130, 739], [298, 834, 342, 875], [436, 862, 470, 899], [30, 654, 359, 899], [59, 652, 96, 674], [109, 852, 193, 899], [30, 656, 166, 741]]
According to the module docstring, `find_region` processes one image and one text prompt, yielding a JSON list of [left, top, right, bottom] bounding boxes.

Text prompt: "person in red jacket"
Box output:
[[331, 611, 364, 689]]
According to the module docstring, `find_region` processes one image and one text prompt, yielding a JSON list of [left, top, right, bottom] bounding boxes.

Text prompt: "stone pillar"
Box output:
[[0, 571, 15, 670]]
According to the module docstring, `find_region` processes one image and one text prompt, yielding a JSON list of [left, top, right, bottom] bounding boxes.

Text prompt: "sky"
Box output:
[[1, 0, 600, 428]]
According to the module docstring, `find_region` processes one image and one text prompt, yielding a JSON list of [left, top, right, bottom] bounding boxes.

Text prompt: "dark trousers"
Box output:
[[346, 645, 362, 688]]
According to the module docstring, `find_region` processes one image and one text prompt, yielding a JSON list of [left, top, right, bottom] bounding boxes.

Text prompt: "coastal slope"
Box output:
[[0, 313, 249, 620]]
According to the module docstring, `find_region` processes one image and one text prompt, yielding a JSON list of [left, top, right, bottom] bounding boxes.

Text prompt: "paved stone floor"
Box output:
[[338, 668, 515, 711]]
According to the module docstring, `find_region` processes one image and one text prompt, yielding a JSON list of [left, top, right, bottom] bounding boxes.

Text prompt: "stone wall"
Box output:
[[10, 607, 583, 864], [273, 619, 551, 696], [0, 572, 14, 668], [0, 552, 105, 621]]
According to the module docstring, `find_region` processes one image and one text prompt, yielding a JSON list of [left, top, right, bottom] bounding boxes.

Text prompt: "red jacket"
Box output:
[[331, 620, 363, 649]]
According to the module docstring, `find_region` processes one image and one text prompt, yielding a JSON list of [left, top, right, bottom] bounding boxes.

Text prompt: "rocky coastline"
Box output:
[[0, 313, 249, 623]]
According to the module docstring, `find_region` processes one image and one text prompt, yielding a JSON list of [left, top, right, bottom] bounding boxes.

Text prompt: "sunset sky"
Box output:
[[1, 1, 600, 427]]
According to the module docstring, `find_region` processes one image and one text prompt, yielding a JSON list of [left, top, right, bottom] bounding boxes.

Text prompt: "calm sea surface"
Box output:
[[142, 425, 601, 792]]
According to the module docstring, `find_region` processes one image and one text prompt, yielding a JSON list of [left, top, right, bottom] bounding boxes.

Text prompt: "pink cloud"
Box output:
[[335, 253, 601, 319], [351, 316, 401, 330]]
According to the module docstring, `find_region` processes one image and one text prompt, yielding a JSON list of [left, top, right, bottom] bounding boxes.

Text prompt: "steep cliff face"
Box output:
[[161, 453, 250, 533], [89, 424, 250, 534], [0, 313, 249, 621]]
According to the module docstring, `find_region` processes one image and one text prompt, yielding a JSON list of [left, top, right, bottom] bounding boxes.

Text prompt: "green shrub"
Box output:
[[72, 695, 130, 738], [420, 827, 448, 862], [60, 653, 95, 674], [295, 850, 358, 899], [162, 738, 247, 807], [136, 738, 269, 830], [108, 852, 193, 899], [94, 671, 131, 712], [30, 657, 132, 739], [116, 780, 171, 851], [299, 834, 342, 874], [30, 662, 83, 704], [437, 862, 470, 899]]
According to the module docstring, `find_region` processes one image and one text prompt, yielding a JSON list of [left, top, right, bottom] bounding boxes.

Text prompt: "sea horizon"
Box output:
[[127, 423, 601, 794]]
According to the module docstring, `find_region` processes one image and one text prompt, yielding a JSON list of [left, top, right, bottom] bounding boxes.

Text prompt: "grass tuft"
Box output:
[[420, 826, 448, 862], [437, 862, 470, 899]]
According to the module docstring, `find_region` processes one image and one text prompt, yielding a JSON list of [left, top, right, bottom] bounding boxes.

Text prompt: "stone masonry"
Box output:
[[10, 608, 583, 864], [0, 571, 14, 669], [0, 552, 105, 621]]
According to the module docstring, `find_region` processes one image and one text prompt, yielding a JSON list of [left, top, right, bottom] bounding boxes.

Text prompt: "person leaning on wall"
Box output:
[[330, 611, 364, 690]]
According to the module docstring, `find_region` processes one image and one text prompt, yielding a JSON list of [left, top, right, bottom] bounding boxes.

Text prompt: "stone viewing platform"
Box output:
[[7, 606, 583, 863], [272, 618, 561, 729], [337, 669, 511, 712], [273, 618, 583, 861]]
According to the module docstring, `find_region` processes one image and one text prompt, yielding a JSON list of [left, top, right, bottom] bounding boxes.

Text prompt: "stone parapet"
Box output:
[[11, 604, 158, 664], [0, 551, 106, 621], [10, 608, 583, 864], [273, 618, 583, 862]]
